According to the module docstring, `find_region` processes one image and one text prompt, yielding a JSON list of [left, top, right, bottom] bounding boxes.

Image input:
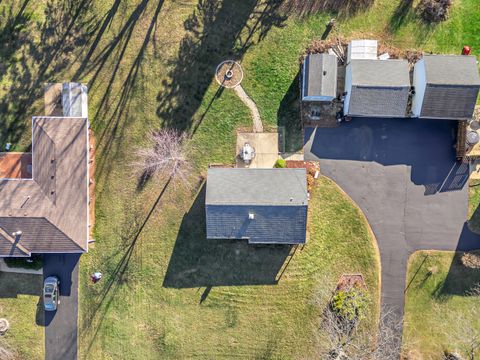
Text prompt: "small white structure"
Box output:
[[347, 40, 378, 63], [62, 83, 88, 118], [411, 55, 480, 119]]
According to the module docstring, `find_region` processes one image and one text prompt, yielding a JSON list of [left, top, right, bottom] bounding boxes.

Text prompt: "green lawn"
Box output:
[[469, 179, 480, 233], [1, 0, 479, 358], [0, 272, 44, 360], [403, 251, 480, 359], [80, 175, 379, 359]]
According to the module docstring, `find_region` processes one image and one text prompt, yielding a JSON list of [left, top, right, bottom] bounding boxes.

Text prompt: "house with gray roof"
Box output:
[[412, 55, 480, 119], [205, 168, 308, 244], [302, 53, 338, 102], [344, 59, 410, 117], [0, 116, 89, 257]]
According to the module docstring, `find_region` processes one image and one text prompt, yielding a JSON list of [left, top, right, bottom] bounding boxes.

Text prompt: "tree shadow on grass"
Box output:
[[0, 0, 98, 147], [432, 250, 480, 301], [80, 175, 173, 357], [85, 0, 167, 182], [157, 0, 287, 134], [281, 0, 374, 18], [162, 184, 293, 289], [277, 71, 303, 153], [388, 0, 415, 32]]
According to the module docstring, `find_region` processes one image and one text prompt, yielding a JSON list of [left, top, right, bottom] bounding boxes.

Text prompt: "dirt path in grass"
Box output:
[[234, 85, 263, 132]]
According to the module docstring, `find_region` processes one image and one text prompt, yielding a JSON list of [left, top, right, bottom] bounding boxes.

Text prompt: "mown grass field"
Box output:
[[0, 0, 479, 358], [0, 273, 44, 360], [403, 251, 480, 359], [469, 179, 480, 233]]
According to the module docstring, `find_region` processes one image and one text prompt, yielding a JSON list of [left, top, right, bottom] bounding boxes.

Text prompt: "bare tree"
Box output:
[[133, 128, 192, 186], [313, 283, 403, 360], [442, 284, 480, 360]]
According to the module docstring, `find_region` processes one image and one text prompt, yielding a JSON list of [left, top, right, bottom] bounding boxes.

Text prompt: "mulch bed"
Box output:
[[286, 160, 320, 174], [335, 274, 367, 292]]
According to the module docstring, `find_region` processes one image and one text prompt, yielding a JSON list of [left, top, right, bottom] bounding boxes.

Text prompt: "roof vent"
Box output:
[[248, 213, 255, 220], [11, 231, 22, 237]]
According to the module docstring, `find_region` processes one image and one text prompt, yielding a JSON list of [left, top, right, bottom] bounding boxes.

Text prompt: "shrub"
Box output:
[[274, 159, 286, 168], [417, 0, 452, 23], [331, 288, 368, 322], [307, 173, 315, 191], [461, 251, 480, 269], [4, 255, 43, 270]]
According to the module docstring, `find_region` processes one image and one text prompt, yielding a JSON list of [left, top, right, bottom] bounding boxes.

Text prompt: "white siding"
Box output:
[[344, 63, 353, 114], [411, 59, 426, 117]]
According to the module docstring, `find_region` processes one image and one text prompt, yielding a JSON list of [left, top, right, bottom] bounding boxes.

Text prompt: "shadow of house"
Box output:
[[163, 185, 292, 288], [157, 0, 287, 133], [0, 271, 45, 327], [277, 72, 303, 153], [305, 118, 469, 194]]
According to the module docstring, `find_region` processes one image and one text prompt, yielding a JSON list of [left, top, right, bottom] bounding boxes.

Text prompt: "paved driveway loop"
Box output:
[[304, 118, 480, 323]]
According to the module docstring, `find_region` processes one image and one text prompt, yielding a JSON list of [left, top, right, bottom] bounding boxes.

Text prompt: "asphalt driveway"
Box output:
[[304, 118, 480, 322], [43, 254, 80, 360]]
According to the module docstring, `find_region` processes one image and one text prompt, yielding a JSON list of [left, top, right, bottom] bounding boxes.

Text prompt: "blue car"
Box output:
[[43, 276, 60, 311]]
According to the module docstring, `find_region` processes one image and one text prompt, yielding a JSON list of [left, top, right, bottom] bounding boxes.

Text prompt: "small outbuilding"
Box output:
[[205, 168, 308, 244], [412, 55, 480, 119], [344, 59, 410, 118], [302, 53, 338, 102]]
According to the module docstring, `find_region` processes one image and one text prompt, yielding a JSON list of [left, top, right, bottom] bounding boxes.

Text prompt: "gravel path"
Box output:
[[234, 85, 263, 133]]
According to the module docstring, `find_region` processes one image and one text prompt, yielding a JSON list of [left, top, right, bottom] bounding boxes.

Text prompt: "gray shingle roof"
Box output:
[[418, 55, 480, 119], [0, 117, 89, 256], [346, 59, 410, 117], [206, 168, 308, 206], [302, 54, 337, 101], [205, 168, 308, 244], [423, 55, 480, 86], [350, 59, 410, 87]]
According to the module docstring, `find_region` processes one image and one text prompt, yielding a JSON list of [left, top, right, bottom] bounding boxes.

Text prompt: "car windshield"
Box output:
[[44, 284, 54, 293], [45, 294, 52, 298]]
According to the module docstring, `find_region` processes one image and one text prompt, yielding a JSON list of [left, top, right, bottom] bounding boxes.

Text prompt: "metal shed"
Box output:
[[412, 55, 480, 119], [302, 53, 338, 102]]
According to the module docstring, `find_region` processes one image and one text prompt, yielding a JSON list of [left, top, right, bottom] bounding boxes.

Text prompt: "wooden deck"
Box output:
[[0, 152, 32, 179]]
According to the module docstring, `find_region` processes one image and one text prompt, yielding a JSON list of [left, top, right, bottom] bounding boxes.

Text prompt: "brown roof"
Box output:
[[0, 117, 89, 256]]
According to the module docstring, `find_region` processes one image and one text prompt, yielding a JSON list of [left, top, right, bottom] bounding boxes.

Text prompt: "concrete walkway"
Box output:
[[304, 118, 480, 337], [234, 85, 263, 132]]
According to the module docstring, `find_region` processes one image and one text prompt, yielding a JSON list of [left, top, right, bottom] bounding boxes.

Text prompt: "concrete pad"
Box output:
[[236, 132, 279, 168]]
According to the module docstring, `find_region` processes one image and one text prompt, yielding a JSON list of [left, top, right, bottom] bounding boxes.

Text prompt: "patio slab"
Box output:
[[236, 132, 279, 168]]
